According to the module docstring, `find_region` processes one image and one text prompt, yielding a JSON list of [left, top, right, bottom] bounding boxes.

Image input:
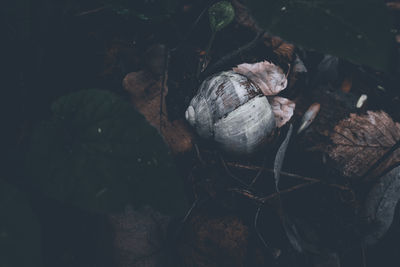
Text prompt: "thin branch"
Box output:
[[229, 181, 318, 204], [261, 182, 318, 203], [75, 6, 108, 16], [226, 162, 350, 191], [220, 156, 249, 187], [228, 188, 265, 203], [200, 31, 264, 79], [361, 241, 367, 267], [248, 157, 267, 188], [361, 139, 400, 180], [170, 0, 215, 52], [182, 198, 199, 224], [159, 47, 170, 133]]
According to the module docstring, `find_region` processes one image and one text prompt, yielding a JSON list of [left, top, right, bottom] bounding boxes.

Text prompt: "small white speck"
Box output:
[[377, 85, 385, 91], [357, 34, 363, 39], [98, 128, 102, 133], [147, 161, 151, 165], [281, 6, 286, 11], [356, 94, 367, 108], [137, 158, 142, 163]]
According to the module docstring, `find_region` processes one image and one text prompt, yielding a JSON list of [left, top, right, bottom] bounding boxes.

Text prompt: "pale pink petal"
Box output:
[[233, 61, 288, 96], [270, 96, 296, 128]]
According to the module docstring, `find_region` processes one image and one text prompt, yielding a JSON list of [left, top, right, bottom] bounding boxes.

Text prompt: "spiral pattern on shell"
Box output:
[[185, 71, 276, 154]]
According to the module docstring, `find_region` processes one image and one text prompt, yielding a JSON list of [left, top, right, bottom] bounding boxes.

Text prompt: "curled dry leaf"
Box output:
[[364, 165, 400, 245], [267, 35, 296, 62], [328, 111, 400, 179], [270, 97, 295, 128], [297, 103, 321, 134], [123, 71, 194, 154], [233, 61, 287, 96], [109, 206, 171, 267]]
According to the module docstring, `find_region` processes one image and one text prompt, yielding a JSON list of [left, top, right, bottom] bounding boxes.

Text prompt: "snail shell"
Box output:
[[185, 71, 276, 154]]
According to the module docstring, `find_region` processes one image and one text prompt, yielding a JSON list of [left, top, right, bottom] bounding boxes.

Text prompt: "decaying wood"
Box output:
[[123, 70, 194, 154]]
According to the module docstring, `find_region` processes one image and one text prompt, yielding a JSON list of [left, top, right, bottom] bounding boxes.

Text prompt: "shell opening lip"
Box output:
[[185, 105, 196, 126]]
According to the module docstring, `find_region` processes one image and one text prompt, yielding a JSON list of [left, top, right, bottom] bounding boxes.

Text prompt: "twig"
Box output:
[[361, 241, 367, 267], [226, 162, 350, 191], [261, 182, 317, 202], [182, 198, 199, 224], [200, 31, 264, 79], [248, 157, 267, 188], [75, 6, 108, 16], [229, 181, 318, 204], [159, 47, 170, 133], [170, 0, 215, 52], [220, 155, 249, 187], [361, 139, 400, 180], [228, 188, 265, 203]]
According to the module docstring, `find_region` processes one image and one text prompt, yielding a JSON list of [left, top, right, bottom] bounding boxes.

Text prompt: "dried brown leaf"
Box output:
[[123, 71, 194, 154], [264, 35, 295, 62], [233, 61, 287, 96], [340, 76, 353, 93], [328, 111, 400, 179]]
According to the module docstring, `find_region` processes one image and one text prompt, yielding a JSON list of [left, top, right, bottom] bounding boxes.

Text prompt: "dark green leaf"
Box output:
[[209, 1, 235, 32], [26, 89, 186, 215], [0, 179, 42, 267], [244, 0, 396, 71]]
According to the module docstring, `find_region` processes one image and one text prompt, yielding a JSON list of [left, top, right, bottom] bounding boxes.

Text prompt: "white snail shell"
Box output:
[[185, 71, 276, 154]]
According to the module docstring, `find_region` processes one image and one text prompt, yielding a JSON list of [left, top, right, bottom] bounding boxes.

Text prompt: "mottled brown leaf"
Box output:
[[267, 35, 295, 62], [329, 111, 400, 179], [123, 71, 194, 154]]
